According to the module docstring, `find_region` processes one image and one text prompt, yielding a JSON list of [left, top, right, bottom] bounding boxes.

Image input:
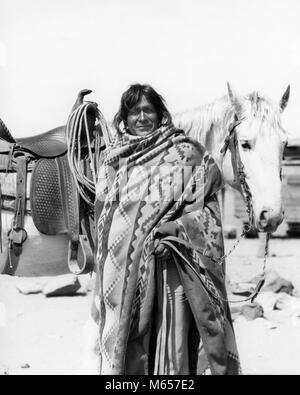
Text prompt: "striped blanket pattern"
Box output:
[[93, 125, 240, 375]]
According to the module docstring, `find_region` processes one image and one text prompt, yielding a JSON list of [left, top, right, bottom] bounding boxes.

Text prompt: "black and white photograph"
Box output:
[[0, 0, 300, 377]]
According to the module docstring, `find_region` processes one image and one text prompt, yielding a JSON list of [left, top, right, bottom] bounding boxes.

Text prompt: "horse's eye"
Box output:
[[241, 141, 251, 150]]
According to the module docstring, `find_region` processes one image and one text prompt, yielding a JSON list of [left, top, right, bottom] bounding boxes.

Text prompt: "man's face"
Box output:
[[127, 96, 159, 136]]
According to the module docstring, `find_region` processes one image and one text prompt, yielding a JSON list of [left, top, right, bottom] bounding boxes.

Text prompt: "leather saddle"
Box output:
[[0, 89, 98, 275]]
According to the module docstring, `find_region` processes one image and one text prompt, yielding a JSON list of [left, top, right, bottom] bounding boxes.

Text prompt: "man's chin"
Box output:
[[134, 127, 154, 136]]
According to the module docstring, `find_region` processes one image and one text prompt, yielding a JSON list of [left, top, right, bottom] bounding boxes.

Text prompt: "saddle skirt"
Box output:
[[30, 155, 79, 237]]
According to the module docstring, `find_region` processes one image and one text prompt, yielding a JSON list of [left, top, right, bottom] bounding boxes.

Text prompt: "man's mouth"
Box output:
[[136, 124, 151, 129]]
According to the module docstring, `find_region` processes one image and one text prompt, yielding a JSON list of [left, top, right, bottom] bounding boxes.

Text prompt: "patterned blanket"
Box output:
[[93, 125, 240, 375]]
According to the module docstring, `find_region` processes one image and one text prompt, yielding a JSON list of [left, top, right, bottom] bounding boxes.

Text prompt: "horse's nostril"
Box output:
[[260, 210, 268, 221], [257, 209, 284, 232], [259, 210, 269, 228]]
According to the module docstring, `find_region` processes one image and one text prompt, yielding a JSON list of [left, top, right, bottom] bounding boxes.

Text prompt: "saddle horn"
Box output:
[[69, 89, 99, 150], [71, 89, 93, 112]]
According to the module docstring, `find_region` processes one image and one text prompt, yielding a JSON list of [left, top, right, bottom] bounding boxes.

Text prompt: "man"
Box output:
[[91, 83, 240, 375]]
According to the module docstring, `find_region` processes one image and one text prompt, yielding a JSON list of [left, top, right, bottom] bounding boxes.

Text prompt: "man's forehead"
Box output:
[[131, 96, 154, 108]]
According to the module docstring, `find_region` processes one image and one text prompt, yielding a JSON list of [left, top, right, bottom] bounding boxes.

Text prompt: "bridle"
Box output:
[[217, 114, 270, 302], [220, 114, 255, 230]]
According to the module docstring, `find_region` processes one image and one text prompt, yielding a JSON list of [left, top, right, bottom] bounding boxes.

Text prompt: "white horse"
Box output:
[[173, 83, 289, 233]]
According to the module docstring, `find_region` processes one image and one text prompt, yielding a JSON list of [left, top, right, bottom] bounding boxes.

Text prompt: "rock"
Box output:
[[275, 293, 300, 311], [241, 302, 264, 320], [21, 363, 30, 369], [255, 292, 279, 313], [43, 274, 81, 297], [223, 225, 237, 239], [16, 280, 45, 295], [250, 270, 294, 295]]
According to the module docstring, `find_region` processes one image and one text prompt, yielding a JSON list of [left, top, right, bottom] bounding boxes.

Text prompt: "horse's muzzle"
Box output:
[[256, 208, 284, 233]]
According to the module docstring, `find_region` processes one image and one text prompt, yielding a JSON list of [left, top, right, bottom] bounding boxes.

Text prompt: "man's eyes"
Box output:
[[129, 107, 155, 115]]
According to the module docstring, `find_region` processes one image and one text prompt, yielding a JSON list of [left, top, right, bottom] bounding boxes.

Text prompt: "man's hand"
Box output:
[[154, 238, 171, 259]]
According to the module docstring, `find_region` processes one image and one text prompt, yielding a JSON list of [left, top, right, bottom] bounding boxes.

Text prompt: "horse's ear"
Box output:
[[227, 82, 242, 116], [279, 85, 290, 112]]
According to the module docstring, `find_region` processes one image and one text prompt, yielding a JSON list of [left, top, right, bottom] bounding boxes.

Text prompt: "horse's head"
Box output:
[[224, 83, 289, 233]]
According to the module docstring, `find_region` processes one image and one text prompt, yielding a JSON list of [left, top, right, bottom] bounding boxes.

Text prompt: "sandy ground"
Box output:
[[0, 191, 300, 375], [1, 233, 300, 376]]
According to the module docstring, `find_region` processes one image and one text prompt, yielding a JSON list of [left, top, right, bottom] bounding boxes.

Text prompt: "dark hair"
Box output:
[[113, 83, 172, 133]]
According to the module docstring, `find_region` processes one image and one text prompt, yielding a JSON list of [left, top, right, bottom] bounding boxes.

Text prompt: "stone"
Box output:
[[16, 281, 45, 295], [250, 270, 294, 295], [241, 302, 264, 320], [255, 292, 279, 313], [43, 274, 81, 297]]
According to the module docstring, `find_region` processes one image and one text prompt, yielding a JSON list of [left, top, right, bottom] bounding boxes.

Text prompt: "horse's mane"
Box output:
[[173, 91, 286, 151], [172, 95, 234, 156], [243, 92, 285, 131]]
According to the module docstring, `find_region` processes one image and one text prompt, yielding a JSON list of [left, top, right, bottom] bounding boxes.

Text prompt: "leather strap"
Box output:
[[12, 155, 28, 256], [67, 195, 95, 275], [67, 233, 94, 275], [1, 154, 28, 275]]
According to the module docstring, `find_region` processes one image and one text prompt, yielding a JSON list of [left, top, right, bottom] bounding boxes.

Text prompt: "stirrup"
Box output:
[[67, 235, 94, 275]]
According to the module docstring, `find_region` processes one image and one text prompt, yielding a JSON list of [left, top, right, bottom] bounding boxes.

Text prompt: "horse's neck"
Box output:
[[173, 96, 233, 169]]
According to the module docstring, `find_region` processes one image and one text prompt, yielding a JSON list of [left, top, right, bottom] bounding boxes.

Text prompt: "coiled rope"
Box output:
[[66, 102, 111, 207]]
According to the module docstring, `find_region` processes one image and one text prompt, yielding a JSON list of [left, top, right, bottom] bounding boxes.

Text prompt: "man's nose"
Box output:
[[138, 111, 146, 121]]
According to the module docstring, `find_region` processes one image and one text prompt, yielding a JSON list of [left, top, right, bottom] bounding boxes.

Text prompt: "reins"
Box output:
[[159, 116, 272, 304], [160, 234, 269, 304]]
